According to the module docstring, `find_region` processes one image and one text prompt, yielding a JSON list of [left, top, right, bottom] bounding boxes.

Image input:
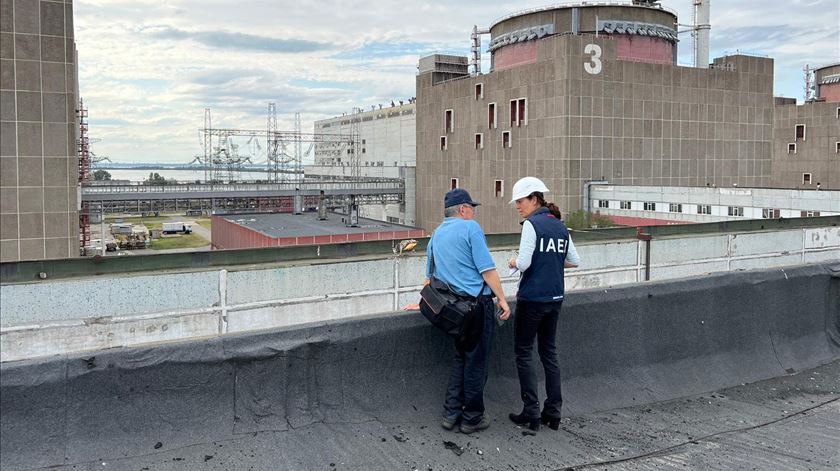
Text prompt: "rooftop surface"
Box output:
[[37, 360, 840, 470], [222, 211, 420, 238]]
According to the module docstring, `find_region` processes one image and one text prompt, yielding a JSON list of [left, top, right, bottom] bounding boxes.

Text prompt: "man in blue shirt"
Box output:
[[424, 188, 510, 434]]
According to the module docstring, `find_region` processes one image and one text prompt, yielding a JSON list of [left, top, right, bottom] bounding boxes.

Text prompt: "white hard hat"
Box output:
[[509, 177, 550, 203]]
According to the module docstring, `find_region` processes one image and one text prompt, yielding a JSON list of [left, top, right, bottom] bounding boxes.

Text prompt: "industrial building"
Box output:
[[211, 211, 424, 250], [770, 62, 840, 190], [311, 101, 417, 225], [313, 100, 416, 168], [415, 1, 838, 233], [588, 185, 839, 225], [0, 0, 80, 262]]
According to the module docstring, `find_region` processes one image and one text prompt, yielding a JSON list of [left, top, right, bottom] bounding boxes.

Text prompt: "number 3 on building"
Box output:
[[584, 44, 602, 75]]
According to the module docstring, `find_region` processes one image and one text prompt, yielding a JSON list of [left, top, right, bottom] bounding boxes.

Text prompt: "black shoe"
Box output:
[[540, 412, 560, 430], [508, 412, 540, 431]]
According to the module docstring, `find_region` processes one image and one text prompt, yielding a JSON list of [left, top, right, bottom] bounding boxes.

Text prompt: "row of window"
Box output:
[[440, 132, 514, 150], [443, 98, 528, 134], [787, 142, 840, 154], [450, 178, 505, 199], [599, 200, 821, 218]]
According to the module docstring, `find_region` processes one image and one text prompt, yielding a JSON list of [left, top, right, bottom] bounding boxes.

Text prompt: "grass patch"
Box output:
[[105, 216, 170, 231], [194, 218, 212, 230], [149, 233, 209, 250]]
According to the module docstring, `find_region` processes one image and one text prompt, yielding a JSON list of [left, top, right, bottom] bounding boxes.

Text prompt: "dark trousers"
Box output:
[[443, 297, 496, 426], [514, 299, 563, 420]]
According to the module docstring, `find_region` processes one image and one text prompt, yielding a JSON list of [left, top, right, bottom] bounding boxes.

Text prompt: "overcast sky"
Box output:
[[75, 0, 840, 163]]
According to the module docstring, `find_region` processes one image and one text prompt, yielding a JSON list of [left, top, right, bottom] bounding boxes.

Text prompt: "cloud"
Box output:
[[141, 25, 336, 53], [73, 0, 840, 163]]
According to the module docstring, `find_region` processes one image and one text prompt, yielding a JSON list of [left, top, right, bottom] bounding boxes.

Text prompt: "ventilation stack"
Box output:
[[694, 0, 710, 68]]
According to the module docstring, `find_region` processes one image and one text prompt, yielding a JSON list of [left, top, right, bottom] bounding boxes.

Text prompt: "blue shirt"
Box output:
[[425, 218, 496, 297]]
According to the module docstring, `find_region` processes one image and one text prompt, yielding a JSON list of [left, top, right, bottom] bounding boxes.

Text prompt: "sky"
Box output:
[[74, 0, 840, 163]]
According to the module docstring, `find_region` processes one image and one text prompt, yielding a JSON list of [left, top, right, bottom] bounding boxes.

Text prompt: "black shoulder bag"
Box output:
[[419, 246, 486, 347]]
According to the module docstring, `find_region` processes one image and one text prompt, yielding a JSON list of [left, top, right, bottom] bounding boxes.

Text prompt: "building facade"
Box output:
[[1, 0, 80, 262], [312, 101, 417, 224], [416, 3, 775, 233], [769, 63, 839, 191], [313, 101, 416, 168], [589, 185, 838, 225]]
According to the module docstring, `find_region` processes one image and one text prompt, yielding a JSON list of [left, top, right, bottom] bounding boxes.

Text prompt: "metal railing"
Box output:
[[82, 181, 404, 195]]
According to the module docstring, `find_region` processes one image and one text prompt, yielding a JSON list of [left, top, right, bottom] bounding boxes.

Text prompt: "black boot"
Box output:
[[508, 412, 540, 431], [540, 412, 560, 430]]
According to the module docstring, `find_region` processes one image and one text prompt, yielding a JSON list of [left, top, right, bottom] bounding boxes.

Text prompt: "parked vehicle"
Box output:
[[162, 222, 192, 234]]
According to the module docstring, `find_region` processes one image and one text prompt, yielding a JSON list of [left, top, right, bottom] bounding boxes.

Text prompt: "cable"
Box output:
[[555, 396, 839, 470]]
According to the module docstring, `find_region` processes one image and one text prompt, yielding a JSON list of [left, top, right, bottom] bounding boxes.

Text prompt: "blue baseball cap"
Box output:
[[444, 188, 481, 208]]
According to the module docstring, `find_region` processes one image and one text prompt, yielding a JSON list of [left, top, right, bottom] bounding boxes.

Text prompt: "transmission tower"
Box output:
[[803, 65, 815, 102], [203, 108, 212, 182], [267, 102, 280, 182], [349, 107, 362, 180], [294, 112, 303, 183]]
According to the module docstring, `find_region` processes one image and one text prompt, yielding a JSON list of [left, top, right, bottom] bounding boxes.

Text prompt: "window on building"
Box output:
[[728, 206, 744, 217], [475, 83, 483, 100], [361, 139, 366, 145], [474, 133, 483, 150], [795, 124, 806, 141], [801, 211, 820, 217], [697, 205, 711, 215], [669, 203, 682, 213], [510, 100, 517, 127], [598, 200, 609, 209], [362, 148, 366, 154], [643, 202, 656, 211], [488, 103, 497, 129], [510, 98, 527, 126], [788, 143, 796, 154], [803, 173, 812, 185], [494, 180, 504, 198], [836, 107, 839, 119], [444, 109, 454, 133], [762, 208, 780, 219], [440, 136, 447, 150], [450, 178, 459, 190], [620, 201, 631, 210], [502, 131, 511, 148], [836, 142, 839, 154]]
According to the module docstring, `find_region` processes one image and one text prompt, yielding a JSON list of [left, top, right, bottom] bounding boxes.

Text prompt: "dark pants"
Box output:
[[443, 296, 496, 426], [514, 299, 563, 420]]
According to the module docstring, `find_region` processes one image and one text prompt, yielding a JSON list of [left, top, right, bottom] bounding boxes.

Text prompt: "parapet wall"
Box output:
[[1, 224, 838, 362], [2, 264, 838, 469]]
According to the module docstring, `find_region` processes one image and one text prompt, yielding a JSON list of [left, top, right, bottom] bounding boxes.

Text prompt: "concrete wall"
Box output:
[[1, 0, 80, 262], [771, 101, 839, 190], [416, 32, 775, 234], [2, 224, 838, 362]]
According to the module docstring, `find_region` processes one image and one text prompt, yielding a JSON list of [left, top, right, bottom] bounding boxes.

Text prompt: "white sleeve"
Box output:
[[515, 221, 537, 272], [566, 235, 581, 266]]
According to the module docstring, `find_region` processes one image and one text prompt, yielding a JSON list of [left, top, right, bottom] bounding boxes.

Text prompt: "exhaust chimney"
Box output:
[[694, 0, 710, 68]]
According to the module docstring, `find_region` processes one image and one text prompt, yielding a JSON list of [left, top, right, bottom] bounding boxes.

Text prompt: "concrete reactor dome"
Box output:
[[488, 2, 678, 71], [814, 63, 840, 102]]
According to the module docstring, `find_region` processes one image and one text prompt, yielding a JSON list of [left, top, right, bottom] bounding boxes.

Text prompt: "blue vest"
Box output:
[[517, 207, 570, 302]]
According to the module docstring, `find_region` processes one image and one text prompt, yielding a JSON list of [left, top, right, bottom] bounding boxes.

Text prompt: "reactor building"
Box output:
[[415, 1, 838, 233]]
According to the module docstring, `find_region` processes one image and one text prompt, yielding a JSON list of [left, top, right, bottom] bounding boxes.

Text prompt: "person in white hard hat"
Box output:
[[506, 177, 580, 432]]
